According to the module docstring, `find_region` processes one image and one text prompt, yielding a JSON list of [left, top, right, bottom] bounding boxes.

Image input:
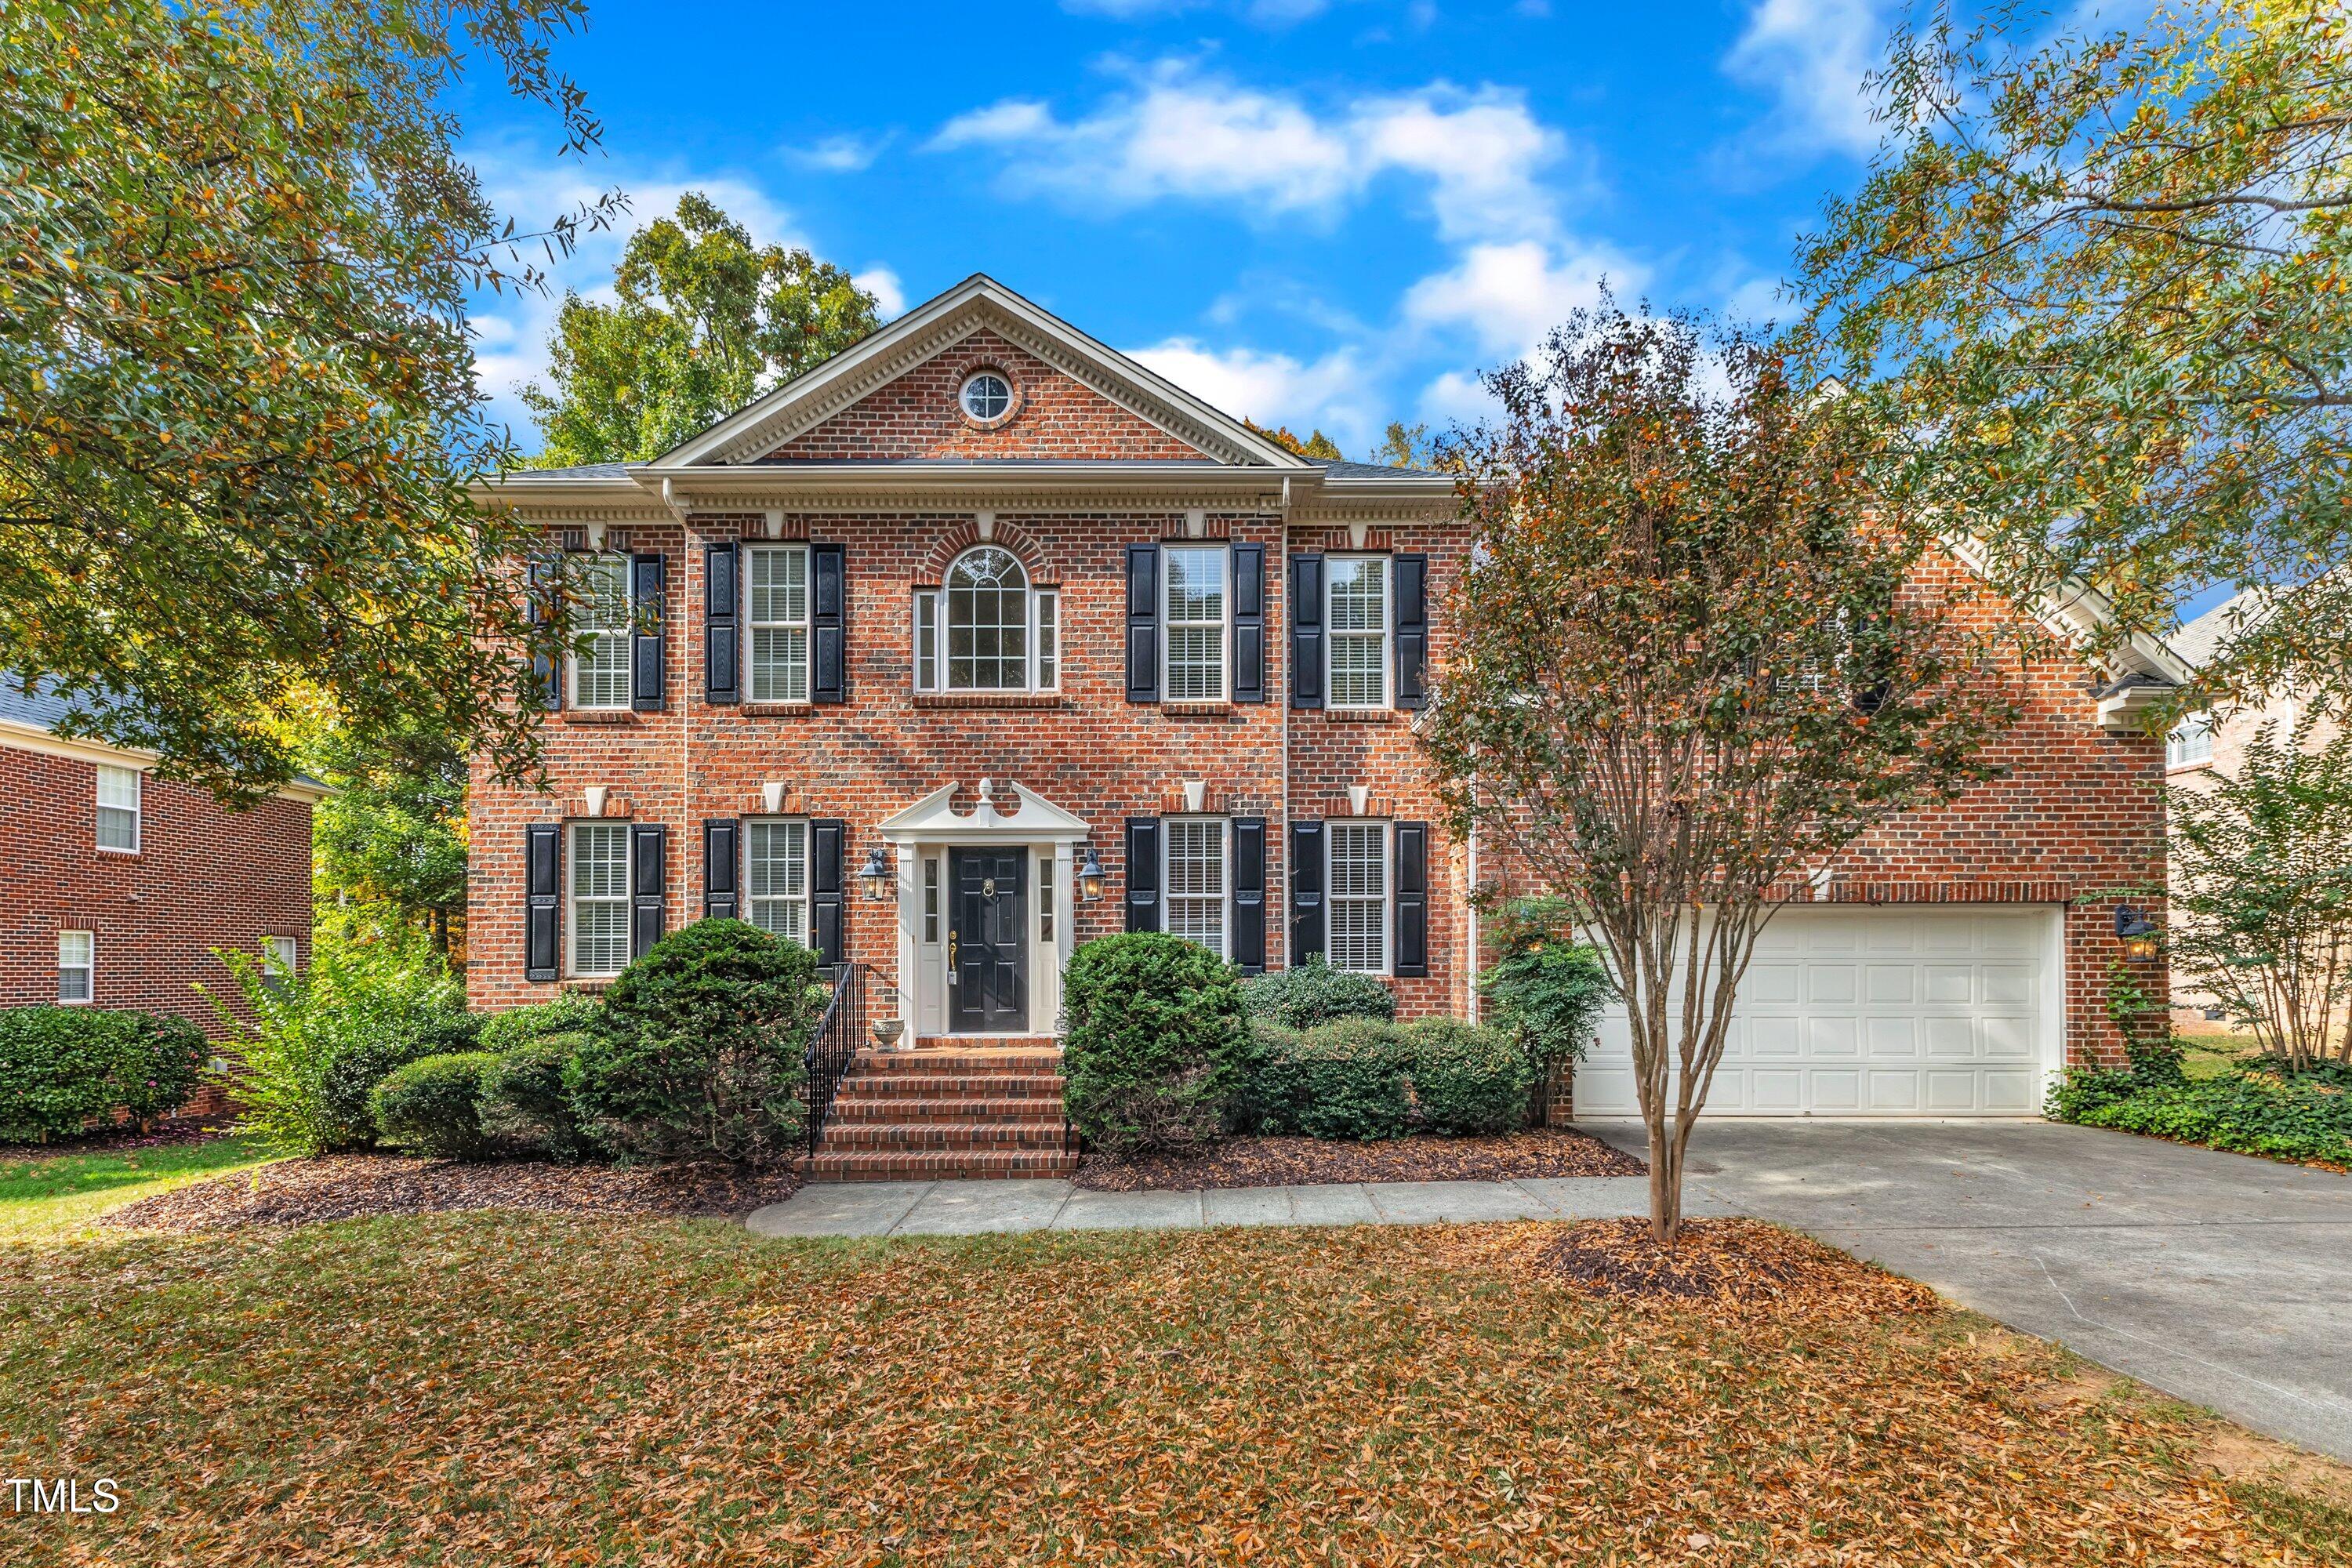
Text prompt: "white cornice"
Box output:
[[0, 720, 329, 804], [1944, 535, 2191, 686]]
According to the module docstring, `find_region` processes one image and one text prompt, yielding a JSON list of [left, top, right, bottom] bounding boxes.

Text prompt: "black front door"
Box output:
[[949, 848, 1028, 1033]]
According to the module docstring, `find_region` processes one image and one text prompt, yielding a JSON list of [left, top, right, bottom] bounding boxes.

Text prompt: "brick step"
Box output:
[[909, 1036, 1058, 1053], [854, 1050, 1062, 1075], [797, 1149, 1082, 1181], [830, 1096, 1067, 1125], [816, 1121, 1078, 1152], [832, 1073, 1065, 1100]]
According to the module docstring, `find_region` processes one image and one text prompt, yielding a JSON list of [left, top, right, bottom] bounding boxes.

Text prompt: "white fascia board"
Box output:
[[1943, 535, 2193, 686], [0, 720, 330, 804]]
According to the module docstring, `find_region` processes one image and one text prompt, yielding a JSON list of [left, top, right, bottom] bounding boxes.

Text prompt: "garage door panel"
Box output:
[[1807, 964, 1859, 1004], [1750, 1069, 1804, 1110], [1747, 964, 1802, 1004], [1808, 1069, 1863, 1110], [1867, 1070, 1921, 1111], [1923, 964, 1974, 1004], [1748, 1017, 1801, 1058], [1866, 965, 1917, 1004], [1983, 1069, 2036, 1112], [1922, 1016, 1977, 1061], [1983, 965, 2034, 1005], [1925, 1071, 1984, 1112], [1866, 1018, 1919, 1058], [1982, 1015, 2035, 1060]]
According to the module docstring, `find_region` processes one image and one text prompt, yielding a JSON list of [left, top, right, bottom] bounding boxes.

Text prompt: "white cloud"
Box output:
[[855, 266, 907, 318], [929, 62, 1564, 242], [783, 132, 891, 172], [1723, 272, 1789, 326], [1723, 0, 1891, 158], [1403, 239, 1639, 358], [1128, 339, 1374, 446]]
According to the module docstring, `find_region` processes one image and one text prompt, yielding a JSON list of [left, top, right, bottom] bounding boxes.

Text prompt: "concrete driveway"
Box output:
[[1585, 1119, 2352, 1461]]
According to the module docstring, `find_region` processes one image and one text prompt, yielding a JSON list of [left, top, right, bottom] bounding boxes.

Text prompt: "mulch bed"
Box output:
[[2, 1116, 239, 1163], [103, 1155, 798, 1232], [1076, 1127, 1644, 1190], [1530, 1217, 1942, 1319]]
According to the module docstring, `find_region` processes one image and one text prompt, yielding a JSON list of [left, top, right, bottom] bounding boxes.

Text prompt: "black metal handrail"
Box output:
[[804, 960, 873, 1152]]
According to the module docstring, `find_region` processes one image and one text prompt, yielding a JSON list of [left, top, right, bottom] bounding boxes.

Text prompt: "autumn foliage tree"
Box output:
[[1421, 304, 2018, 1240]]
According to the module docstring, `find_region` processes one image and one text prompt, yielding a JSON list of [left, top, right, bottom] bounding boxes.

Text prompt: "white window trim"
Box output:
[[95, 764, 141, 854], [2166, 711, 2215, 769], [1161, 544, 1231, 703], [915, 548, 1058, 694], [745, 543, 812, 705], [1326, 819, 1392, 976], [1038, 851, 1056, 944], [742, 816, 812, 946], [960, 371, 1011, 422], [57, 930, 94, 1005], [1326, 554, 1392, 712], [567, 820, 632, 979], [567, 553, 633, 712], [1163, 815, 1231, 961], [923, 855, 942, 944]]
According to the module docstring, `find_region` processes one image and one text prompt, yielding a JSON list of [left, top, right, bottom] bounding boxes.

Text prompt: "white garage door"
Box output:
[[1573, 906, 2060, 1116]]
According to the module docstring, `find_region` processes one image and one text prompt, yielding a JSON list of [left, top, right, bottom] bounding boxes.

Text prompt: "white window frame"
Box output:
[[1163, 816, 1230, 960], [913, 547, 1058, 694], [745, 543, 812, 704], [923, 856, 942, 943], [567, 553, 633, 711], [568, 821, 632, 978], [1326, 554, 1392, 711], [1161, 544, 1230, 702], [960, 371, 1011, 422], [1326, 820, 1391, 975], [95, 764, 141, 853], [57, 930, 94, 1004], [743, 818, 811, 946], [1038, 851, 1056, 944], [2167, 711, 2215, 769], [263, 936, 299, 975]]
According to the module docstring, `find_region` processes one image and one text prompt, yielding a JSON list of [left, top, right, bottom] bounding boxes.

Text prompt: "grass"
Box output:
[[2, 1212, 2348, 1565], [0, 1134, 277, 1245]]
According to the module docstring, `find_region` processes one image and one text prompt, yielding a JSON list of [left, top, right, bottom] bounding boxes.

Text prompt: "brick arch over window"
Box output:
[[916, 517, 1058, 586]]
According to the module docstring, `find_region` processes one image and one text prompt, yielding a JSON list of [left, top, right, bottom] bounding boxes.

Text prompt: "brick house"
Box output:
[[468, 274, 2180, 1170], [1, 681, 321, 1094]]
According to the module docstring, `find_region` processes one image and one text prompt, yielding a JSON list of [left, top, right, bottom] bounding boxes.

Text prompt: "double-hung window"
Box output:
[[57, 931, 93, 1004], [745, 819, 810, 943], [1163, 546, 1228, 701], [1327, 822, 1390, 974], [568, 822, 630, 978], [1163, 818, 1229, 958], [746, 545, 811, 702], [913, 546, 1058, 693], [1327, 556, 1390, 710], [568, 554, 633, 710], [95, 764, 140, 851], [2166, 712, 2214, 768]]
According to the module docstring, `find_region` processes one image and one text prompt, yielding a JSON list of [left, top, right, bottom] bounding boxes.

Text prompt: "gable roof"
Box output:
[[646, 274, 1314, 473], [0, 675, 328, 801], [2169, 586, 2274, 672]]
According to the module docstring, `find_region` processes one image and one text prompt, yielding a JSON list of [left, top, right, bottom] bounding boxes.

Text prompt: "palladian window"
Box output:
[[913, 546, 1058, 693]]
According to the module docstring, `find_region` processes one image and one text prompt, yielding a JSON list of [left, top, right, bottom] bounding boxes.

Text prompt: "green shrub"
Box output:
[[1476, 897, 1613, 1071], [1283, 1018, 1412, 1142], [476, 993, 604, 1056], [1403, 1018, 1534, 1135], [478, 1033, 592, 1160], [1239, 954, 1398, 1030], [1062, 932, 1250, 1160], [0, 1008, 214, 1143], [2051, 1064, 2352, 1167], [565, 920, 823, 1166], [369, 1051, 499, 1160], [114, 1014, 210, 1129]]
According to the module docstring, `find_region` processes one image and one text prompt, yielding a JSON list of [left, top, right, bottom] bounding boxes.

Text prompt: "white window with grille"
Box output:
[[1327, 821, 1389, 974], [57, 930, 93, 1004], [1164, 818, 1229, 958], [264, 936, 299, 975], [746, 819, 810, 944], [95, 764, 140, 851], [1163, 546, 1228, 702], [1327, 555, 1389, 710], [568, 554, 633, 710], [569, 822, 630, 977], [2167, 712, 2214, 768], [914, 547, 1058, 692], [746, 545, 811, 702]]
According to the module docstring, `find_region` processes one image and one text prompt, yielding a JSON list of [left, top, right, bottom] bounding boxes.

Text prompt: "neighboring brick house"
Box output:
[[468, 274, 2180, 1171], [1, 681, 321, 1112]]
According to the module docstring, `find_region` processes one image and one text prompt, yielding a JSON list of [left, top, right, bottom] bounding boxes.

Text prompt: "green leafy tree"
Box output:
[[310, 718, 470, 960], [0, 0, 617, 804], [521, 194, 880, 465], [1421, 301, 2018, 1240], [1802, 0, 2352, 712], [1243, 420, 1345, 461]]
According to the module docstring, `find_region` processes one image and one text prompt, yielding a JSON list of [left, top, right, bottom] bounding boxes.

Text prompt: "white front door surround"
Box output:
[[877, 781, 1090, 1039]]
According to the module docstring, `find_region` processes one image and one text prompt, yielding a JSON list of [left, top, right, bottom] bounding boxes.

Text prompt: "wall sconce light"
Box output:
[[1077, 847, 1105, 902], [2114, 905, 2160, 965], [858, 845, 895, 902]]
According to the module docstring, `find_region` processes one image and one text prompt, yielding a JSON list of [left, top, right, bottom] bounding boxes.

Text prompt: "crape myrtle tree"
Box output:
[[1803, 0, 2352, 715], [1421, 303, 2019, 1240], [0, 0, 619, 804]]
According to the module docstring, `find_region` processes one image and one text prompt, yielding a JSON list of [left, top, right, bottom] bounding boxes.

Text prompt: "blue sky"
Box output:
[[462, 0, 1911, 460]]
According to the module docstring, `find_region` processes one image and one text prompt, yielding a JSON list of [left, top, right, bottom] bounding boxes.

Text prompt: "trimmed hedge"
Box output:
[[1062, 932, 1250, 1160], [318, 1006, 481, 1149], [1239, 955, 1397, 1030], [1237, 1016, 1534, 1142], [1401, 1018, 1535, 1135], [478, 1033, 593, 1160], [0, 1007, 210, 1143], [476, 994, 604, 1057], [368, 1051, 500, 1160]]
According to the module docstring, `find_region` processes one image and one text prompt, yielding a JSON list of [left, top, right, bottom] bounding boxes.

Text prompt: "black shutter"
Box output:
[[630, 822, 666, 960], [1290, 553, 1324, 709], [1125, 817, 1161, 932], [1231, 816, 1266, 974], [705, 543, 740, 704], [1290, 818, 1324, 962], [702, 818, 739, 920], [811, 818, 847, 964], [630, 553, 666, 712], [524, 822, 561, 982], [528, 557, 561, 710], [1231, 543, 1265, 704], [1394, 821, 1429, 978], [1126, 543, 1160, 703], [1394, 553, 1428, 710], [811, 544, 846, 704]]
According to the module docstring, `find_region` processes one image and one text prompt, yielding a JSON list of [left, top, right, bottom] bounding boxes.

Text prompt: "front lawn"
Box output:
[[3, 1215, 2347, 1564], [0, 1134, 275, 1245]]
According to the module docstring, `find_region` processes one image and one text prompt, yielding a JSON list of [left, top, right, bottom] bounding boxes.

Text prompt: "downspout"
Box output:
[[1278, 481, 1292, 971], [1466, 826, 1479, 1023]]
